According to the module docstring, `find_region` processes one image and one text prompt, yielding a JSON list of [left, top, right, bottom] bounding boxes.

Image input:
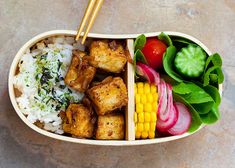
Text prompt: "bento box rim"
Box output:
[[8, 30, 222, 146]]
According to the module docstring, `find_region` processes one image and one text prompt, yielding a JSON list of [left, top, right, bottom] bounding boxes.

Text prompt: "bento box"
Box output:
[[8, 30, 223, 146]]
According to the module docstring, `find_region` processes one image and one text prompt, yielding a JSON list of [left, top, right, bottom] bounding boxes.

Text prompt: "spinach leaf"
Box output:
[[172, 38, 197, 46], [202, 53, 224, 86], [203, 85, 221, 106], [215, 68, 224, 84], [163, 46, 183, 82], [172, 82, 191, 95], [200, 104, 220, 124], [134, 49, 148, 64], [209, 74, 218, 83], [158, 32, 173, 46], [134, 34, 146, 50], [173, 82, 215, 114], [133, 49, 148, 76], [173, 93, 202, 133], [203, 66, 224, 86], [204, 53, 222, 71], [173, 82, 214, 104], [192, 101, 214, 114]]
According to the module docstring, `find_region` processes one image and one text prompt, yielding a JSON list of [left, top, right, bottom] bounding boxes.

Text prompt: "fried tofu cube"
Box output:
[[65, 50, 96, 92], [62, 104, 96, 138], [87, 77, 128, 116], [96, 113, 125, 140], [89, 40, 127, 73]]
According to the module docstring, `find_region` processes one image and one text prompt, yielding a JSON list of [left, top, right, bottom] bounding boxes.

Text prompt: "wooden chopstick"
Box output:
[[76, 0, 104, 44], [75, 0, 97, 41]]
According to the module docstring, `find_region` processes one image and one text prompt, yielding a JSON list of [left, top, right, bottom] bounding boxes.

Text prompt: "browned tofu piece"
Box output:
[[89, 40, 127, 73], [62, 104, 96, 138], [65, 50, 96, 92], [96, 113, 125, 140], [87, 76, 128, 116]]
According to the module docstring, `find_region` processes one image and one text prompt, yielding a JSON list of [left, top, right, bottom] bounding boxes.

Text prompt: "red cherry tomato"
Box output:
[[141, 38, 167, 70]]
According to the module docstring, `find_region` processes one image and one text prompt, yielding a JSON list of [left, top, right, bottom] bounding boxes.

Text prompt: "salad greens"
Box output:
[[200, 104, 220, 124], [133, 34, 148, 74], [172, 38, 197, 46], [173, 82, 215, 114], [158, 32, 173, 46], [163, 46, 184, 82], [134, 32, 224, 134], [202, 53, 224, 86], [161, 33, 223, 127], [134, 34, 146, 50]]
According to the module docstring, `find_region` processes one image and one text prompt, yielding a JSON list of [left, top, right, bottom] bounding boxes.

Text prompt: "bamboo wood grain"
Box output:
[[126, 39, 135, 141], [75, 0, 97, 41], [76, 0, 104, 44], [81, 0, 104, 44]]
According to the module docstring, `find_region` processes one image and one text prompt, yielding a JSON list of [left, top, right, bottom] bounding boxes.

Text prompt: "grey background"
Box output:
[[0, 0, 235, 168]]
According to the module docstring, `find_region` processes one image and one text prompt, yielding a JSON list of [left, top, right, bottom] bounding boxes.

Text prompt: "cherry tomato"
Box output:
[[141, 38, 167, 70]]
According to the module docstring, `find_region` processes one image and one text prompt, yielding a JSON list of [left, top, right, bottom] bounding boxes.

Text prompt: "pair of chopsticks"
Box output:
[[76, 0, 104, 44]]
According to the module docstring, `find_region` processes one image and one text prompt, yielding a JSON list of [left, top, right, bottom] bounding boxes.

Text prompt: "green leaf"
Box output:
[[215, 68, 224, 84], [203, 85, 221, 106], [163, 46, 184, 82], [200, 104, 220, 124], [173, 93, 202, 133], [133, 49, 148, 67], [172, 82, 192, 95], [204, 53, 222, 71], [173, 82, 214, 104], [133, 49, 148, 76], [209, 74, 218, 83], [172, 38, 197, 46], [192, 101, 215, 114], [134, 34, 146, 50], [158, 32, 173, 46], [202, 53, 224, 86], [203, 66, 223, 86]]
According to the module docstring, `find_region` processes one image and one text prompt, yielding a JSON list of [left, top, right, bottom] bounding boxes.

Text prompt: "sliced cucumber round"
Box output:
[[174, 45, 206, 78]]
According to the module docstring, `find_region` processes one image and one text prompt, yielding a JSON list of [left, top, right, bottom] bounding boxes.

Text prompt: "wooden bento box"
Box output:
[[8, 30, 222, 146]]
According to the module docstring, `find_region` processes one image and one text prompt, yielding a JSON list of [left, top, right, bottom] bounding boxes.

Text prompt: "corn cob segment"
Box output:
[[134, 82, 158, 139]]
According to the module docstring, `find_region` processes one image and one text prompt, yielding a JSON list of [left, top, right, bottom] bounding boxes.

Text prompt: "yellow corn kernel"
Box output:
[[144, 113, 150, 122], [141, 94, 147, 104], [137, 82, 144, 88], [144, 103, 152, 112], [135, 131, 141, 139], [150, 122, 156, 131], [136, 103, 143, 113], [135, 82, 158, 139], [150, 112, 157, 122], [138, 112, 144, 123], [144, 123, 150, 131], [150, 84, 157, 93], [134, 83, 137, 94], [138, 87, 144, 94], [136, 94, 141, 104], [152, 102, 157, 112], [149, 132, 155, 139], [153, 93, 158, 102], [141, 131, 148, 139], [147, 93, 153, 103], [137, 123, 144, 132], [144, 83, 150, 93], [134, 113, 137, 123]]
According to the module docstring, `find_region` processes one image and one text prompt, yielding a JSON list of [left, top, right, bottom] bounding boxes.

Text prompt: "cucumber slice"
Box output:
[[174, 45, 206, 78]]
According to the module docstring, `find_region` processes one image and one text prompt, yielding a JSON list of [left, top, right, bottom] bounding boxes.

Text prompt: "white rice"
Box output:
[[13, 36, 85, 134]]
